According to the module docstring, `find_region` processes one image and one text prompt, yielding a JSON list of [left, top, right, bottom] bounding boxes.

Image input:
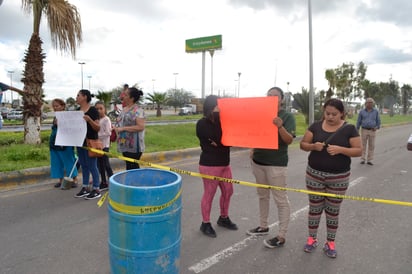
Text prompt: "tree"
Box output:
[[95, 90, 112, 109], [146, 92, 168, 117], [66, 97, 76, 110], [292, 88, 311, 124], [324, 69, 335, 100], [400, 84, 412, 115], [329, 62, 367, 102], [21, 0, 82, 144], [166, 88, 195, 112]]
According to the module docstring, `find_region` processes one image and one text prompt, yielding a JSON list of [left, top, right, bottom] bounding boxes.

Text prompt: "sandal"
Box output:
[[54, 182, 62, 188]]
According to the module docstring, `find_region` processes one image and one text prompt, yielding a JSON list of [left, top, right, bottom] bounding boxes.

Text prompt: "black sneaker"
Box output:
[[246, 226, 269, 236], [217, 216, 238, 230], [74, 187, 89, 198], [84, 189, 101, 200], [200, 222, 217, 238], [99, 182, 109, 191], [263, 236, 285, 248]]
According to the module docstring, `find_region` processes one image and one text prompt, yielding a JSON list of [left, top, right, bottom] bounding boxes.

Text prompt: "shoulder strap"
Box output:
[[324, 122, 348, 146]]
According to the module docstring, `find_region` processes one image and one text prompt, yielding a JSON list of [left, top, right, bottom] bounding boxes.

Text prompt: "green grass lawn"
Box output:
[[0, 113, 411, 172]]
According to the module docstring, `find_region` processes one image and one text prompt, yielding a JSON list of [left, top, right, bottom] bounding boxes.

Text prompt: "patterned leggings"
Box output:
[[306, 166, 350, 241]]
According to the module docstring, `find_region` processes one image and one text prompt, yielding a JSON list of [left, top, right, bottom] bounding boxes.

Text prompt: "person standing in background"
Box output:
[[74, 89, 101, 200], [246, 87, 296, 249], [115, 87, 145, 170], [49, 98, 78, 189], [356, 97, 380, 165], [300, 98, 361, 258], [95, 101, 113, 191], [196, 95, 238, 238]]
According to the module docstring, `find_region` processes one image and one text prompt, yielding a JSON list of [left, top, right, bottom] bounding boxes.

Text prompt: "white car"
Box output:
[[7, 109, 23, 120]]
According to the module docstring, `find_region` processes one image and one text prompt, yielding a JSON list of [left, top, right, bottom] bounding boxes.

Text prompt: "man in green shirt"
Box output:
[[246, 87, 296, 249]]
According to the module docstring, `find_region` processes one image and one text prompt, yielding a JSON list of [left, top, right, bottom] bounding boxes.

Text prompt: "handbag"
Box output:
[[407, 133, 412, 151], [86, 138, 104, 157], [110, 129, 117, 142]]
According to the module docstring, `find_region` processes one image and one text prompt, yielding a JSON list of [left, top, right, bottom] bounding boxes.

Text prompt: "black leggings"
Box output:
[[122, 151, 143, 170], [97, 147, 113, 183]]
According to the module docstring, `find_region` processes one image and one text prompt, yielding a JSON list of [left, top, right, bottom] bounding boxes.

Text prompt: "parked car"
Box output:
[[6, 109, 23, 120], [0, 107, 10, 119]]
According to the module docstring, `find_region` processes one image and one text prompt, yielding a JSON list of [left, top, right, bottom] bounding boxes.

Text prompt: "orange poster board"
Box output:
[[218, 97, 278, 149]]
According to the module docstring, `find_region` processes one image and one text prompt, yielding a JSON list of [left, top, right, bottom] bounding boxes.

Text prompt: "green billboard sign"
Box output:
[[185, 35, 222, 53]]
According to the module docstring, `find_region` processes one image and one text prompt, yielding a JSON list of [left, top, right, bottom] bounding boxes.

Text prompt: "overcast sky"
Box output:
[[1, 0, 412, 103]]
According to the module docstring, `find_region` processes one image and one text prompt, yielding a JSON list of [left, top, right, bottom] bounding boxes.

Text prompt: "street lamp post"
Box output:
[[237, 72, 241, 97], [87, 75, 92, 91], [173, 72, 179, 90], [78, 62, 85, 89], [152, 79, 155, 92], [308, 0, 314, 125], [7, 70, 14, 103]]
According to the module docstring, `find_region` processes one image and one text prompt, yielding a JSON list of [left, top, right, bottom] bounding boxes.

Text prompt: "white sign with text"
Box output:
[[55, 111, 87, 147]]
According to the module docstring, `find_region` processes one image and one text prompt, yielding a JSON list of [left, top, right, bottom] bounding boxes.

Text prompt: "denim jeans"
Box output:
[[77, 147, 100, 189]]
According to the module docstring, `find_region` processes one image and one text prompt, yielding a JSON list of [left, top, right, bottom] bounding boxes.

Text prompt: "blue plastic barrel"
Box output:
[[108, 168, 182, 274]]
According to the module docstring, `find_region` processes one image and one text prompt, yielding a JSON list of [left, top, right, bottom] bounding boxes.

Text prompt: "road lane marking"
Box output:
[[188, 176, 366, 273]]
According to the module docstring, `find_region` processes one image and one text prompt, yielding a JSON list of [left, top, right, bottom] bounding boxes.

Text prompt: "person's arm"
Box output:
[[300, 130, 325, 152], [326, 136, 362, 157], [84, 115, 100, 132], [100, 118, 112, 137], [273, 116, 293, 145], [376, 110, 381, 129], [118, 117, 145, 132]]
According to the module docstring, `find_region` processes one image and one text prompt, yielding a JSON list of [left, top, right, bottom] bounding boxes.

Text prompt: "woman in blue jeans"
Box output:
[[74, 89, 102, 200]]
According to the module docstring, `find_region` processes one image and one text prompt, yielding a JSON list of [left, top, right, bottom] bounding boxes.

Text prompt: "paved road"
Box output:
[[1, 124, 412, 274]]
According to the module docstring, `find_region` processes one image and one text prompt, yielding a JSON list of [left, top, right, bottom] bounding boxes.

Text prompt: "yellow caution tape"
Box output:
[[106, 188, 182, 215], [85, 147, 412, 208]]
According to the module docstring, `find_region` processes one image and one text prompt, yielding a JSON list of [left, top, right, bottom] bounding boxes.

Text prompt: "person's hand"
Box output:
[[208, 138, 217, 147], [83, 114, 91, 123], [326, 144, 341, 156], [313, 142, 325, 151], [273, 117, 283, 128]]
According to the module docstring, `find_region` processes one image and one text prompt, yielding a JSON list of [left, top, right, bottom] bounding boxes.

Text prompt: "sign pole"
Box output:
[[201, 51, 206, 99]]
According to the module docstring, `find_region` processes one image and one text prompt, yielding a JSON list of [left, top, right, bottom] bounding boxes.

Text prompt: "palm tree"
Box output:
[[96, 90, 113, 109], [324, 69, 335, 100], [146, 92, 168, 117], [65, 97, 76, 110], [21, 0, 82, 144]]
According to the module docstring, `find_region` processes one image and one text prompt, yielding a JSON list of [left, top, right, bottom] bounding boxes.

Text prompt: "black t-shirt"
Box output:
[[196, 117, 230, 166], [85, 106, 99, 140], [308, 121, 359, 173]]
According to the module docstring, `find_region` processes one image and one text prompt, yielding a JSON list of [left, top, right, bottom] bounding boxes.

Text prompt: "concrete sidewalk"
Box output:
[[0, 147, 203, 190]]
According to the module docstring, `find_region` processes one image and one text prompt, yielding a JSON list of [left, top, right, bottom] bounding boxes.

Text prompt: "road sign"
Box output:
[[185, 35, 222, 53]]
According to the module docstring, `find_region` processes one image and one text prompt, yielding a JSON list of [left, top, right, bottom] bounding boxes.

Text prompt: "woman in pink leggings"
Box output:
[[196, 95, 237, 238]]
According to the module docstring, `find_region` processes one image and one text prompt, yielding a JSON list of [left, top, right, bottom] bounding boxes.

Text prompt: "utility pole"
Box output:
[[209, 50, 214, 95], [7, 70, 14, 103], [87, 75, 92, 91], [78, 62, 85, 89], [308, 0, 314, 125], [237, 72, 241, 97], [173, 72, 179, 90]]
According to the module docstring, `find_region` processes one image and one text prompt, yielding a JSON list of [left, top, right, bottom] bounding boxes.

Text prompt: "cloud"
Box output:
[[350, 40, 412, 64], [357, 0, 412, 27], [228, 0, 352, 14]]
